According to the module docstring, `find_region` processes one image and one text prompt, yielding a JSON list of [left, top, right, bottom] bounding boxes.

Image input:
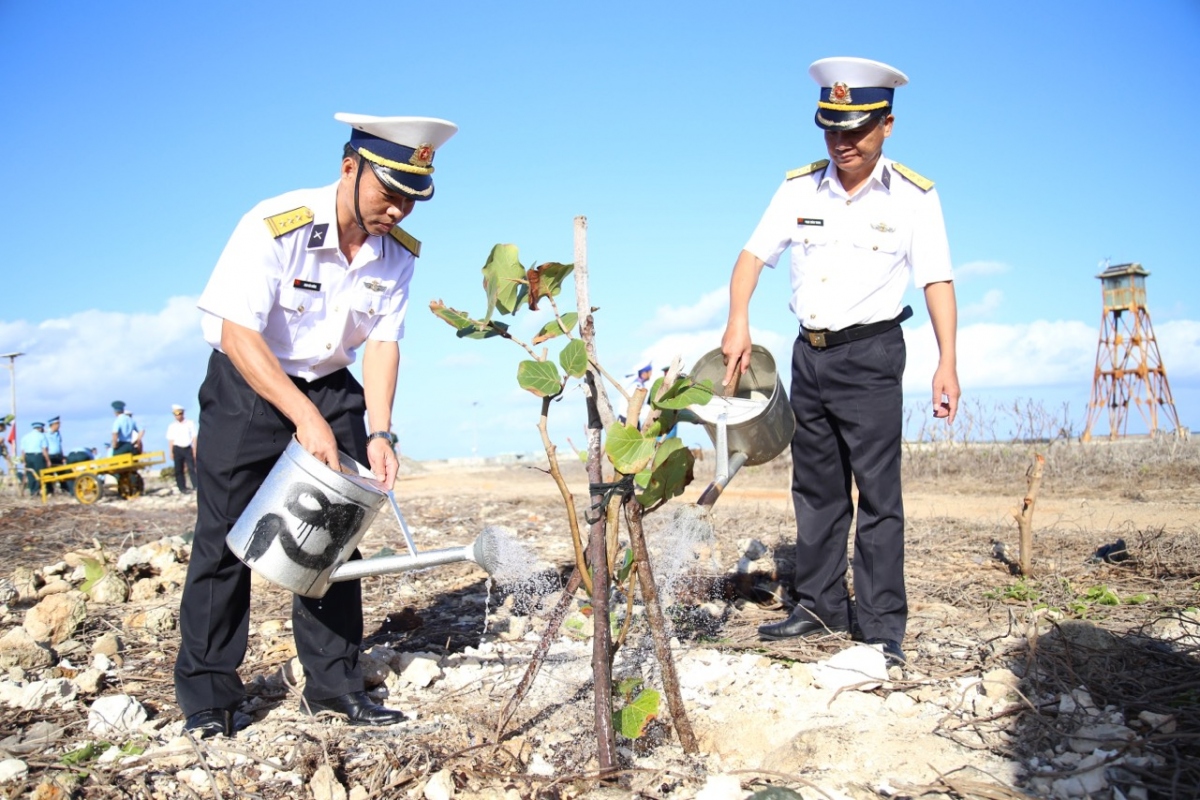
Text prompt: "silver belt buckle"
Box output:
[[807, 330, 827, 348]]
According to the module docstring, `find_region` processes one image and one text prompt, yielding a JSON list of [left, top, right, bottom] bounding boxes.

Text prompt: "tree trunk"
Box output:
[[625, 500, 698, 753], [573, 215, 617, 775], [1013, 453, 1045, 576]]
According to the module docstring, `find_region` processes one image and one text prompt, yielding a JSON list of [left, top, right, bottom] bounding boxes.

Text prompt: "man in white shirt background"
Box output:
[[165, 404, 197, 494]]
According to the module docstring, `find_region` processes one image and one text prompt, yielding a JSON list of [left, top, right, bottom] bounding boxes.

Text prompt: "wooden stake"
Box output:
[[1012, 453, 1045, 576]]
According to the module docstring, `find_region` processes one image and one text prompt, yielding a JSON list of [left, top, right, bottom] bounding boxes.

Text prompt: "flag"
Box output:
[[5, 420, 13, 446]]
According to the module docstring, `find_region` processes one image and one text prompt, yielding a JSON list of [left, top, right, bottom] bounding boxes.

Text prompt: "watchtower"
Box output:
[[1082, 262, 1181, 441]]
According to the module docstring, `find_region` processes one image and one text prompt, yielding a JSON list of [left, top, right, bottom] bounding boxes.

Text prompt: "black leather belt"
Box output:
[[802, 305, 913, 349]]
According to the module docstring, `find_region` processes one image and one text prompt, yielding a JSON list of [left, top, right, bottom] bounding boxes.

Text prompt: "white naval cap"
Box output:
[[808, 57, 909, 131], [335, 113, 459, 201], [171, 404, 184, 412]]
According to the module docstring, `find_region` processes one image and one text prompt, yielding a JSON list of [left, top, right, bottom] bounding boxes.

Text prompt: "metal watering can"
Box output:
[[681, 344, 795, 509], [226, 437, 502, 598]]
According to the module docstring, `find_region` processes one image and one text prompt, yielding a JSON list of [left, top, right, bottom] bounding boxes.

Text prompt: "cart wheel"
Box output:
[[117, 472, 144, 499], [75, 474, 102, 505]]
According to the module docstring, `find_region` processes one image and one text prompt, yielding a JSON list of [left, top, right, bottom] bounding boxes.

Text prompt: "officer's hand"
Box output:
[[367, 436, 398, 489], [720, 326, 753, 392], [932, 365, 961, 424], [296, 414, 341, 472]]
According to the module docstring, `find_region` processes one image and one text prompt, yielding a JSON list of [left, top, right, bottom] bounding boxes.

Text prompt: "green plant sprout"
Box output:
[[430, 237, 709, 763]]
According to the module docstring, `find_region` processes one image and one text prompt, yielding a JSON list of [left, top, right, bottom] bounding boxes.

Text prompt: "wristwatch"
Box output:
[[367, 431, 395, 445]]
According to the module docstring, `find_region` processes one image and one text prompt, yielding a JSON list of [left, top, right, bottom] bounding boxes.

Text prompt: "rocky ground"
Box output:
[[0, 440, 1198, 800]]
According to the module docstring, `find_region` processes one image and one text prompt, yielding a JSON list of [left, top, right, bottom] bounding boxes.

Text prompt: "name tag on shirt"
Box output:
[[797, 218, 824, 226], [293, 279, 321, 291]]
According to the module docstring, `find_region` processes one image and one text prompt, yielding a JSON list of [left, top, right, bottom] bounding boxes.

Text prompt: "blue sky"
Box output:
[[2, 1, 1198, 461]]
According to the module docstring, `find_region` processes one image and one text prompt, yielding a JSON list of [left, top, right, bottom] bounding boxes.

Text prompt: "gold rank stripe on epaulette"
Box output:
[[389, 226, 421, 257], [890, 162, 935, 192], [264, 206, 315, 238], [785, 159, 829, 180]]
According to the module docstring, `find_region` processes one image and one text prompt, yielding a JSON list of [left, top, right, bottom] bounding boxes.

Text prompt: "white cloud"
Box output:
[[955, 260, 1010, 279], [960, 288, 1004, 320], [639, 288, 728, 337], [7, 297, 1194, 462], [905, 319, 1100, 392], [1157, 319, 1200, 381], [0, 297, 210, 453]]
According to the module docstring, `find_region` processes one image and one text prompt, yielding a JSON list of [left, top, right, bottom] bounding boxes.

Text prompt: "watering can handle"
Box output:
[[722, 364, 742, 398], [386, 491, 420, 558]]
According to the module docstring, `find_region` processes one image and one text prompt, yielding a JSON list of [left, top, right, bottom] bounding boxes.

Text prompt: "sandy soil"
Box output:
[[1, 444, 1198, 799]]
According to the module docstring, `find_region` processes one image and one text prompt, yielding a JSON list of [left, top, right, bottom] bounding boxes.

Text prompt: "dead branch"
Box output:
[[1012, 453, 1045, 576]]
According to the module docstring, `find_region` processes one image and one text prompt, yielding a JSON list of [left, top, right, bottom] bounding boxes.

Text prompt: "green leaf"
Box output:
[[61, 741, 109, 765], [614, 677, 642, 700], [456, 319, 510, 340], [559, 338, 588, 378], [533, 262, 574, 299], [613, 688, 660, 739], [430, 300, 478, 331], [651, 377, 716, 410], [517, 360, 562, 397], [533, 312, 578, 344], [636, 437, 695, 507], [605, 423, 658, 475], [481, 244, 526, 320], [616, 548, 635, 583], [79, 557, 106, 594]]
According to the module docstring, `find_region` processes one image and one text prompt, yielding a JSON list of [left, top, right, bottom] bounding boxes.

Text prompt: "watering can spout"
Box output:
[[327, 526, 504, 584], [681, 345, 795, 512]]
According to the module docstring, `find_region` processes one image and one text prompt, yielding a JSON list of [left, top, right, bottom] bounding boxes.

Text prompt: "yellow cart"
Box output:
[[37, 450, 167, 504]]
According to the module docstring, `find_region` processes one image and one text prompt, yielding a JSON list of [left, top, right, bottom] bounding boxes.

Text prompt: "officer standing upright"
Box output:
[[173, 113, 457, 739], [165, 404, 197, 493], [110, 401, 139, 456], [44, 416, 65, 494], [19, 422, 50, 496], [721, 57, 960, 668]]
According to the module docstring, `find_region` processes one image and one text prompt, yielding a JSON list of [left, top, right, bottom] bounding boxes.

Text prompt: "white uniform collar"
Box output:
[[304, 182, 387, 266], [818, 154, 895, 197], [304, 183, 341, 252]]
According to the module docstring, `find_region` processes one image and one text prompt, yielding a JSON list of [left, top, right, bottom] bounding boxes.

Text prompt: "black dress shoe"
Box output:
[[303, 691, 407, 726], [184, 709, 232, 739], [867, 638, 906, 667], [758, 608, 849, 641]]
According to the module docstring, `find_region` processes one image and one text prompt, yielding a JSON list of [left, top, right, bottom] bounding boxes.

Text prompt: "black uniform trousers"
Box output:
[[788, 325, 907, 642], [172, 445, 196, 492], [46, 454, 64, 494], [174, 350, 369, 718], [23, 453, 45, 496]]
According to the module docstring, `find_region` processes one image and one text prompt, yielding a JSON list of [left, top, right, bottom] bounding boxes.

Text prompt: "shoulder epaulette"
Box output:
[[389, 226, 421, 257], [785, 159, 829, 180], [890, 162, 934, 192], [263, 206, 314, 238]]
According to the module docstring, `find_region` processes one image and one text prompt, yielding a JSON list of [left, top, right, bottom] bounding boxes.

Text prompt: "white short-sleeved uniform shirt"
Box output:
[[198, 182, 416, 380], [166, 418, 198, 448], [743, 155, 953, 332]]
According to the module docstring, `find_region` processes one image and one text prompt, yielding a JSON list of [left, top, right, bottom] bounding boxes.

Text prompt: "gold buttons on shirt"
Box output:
[[297, 304, 305, 313], [872, 245, 879, 251], [326, 344, 332, 350], [369, 308, 375, 315], [845, 200, 852, 206]]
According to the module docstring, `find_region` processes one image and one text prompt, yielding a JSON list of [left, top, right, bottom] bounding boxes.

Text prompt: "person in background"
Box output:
[[619, 362, 653, 427], [44, 416, 65, 495], [111, 401, 139, 456], [19, 421, 50, 497], [720, 57, 959, 668], [166, 404, 198, 494], [174, 112, 457, 739], [64, 446, 96, 496]]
